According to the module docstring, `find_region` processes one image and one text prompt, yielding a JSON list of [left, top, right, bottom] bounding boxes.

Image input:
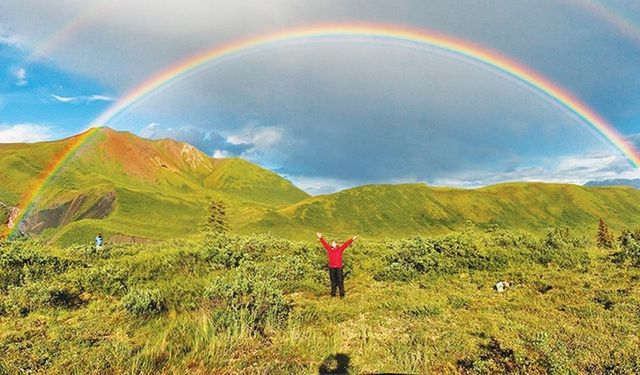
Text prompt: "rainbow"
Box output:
[[6, 24, 640, 239], [27, 1, 114, 61], [568, 0, 640, 44], [3, 127, 102, 239], [92, 24, 640, 165]]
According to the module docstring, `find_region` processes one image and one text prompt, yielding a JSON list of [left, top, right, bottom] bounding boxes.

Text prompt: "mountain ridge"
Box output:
[[584, 178, 640, 189], [2, 128, 640, 244]]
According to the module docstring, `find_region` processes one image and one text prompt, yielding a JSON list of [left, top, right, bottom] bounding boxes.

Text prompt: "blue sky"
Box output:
[[1, 0, 640, 194]]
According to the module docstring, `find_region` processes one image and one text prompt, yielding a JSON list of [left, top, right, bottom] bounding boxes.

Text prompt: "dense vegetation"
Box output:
[[1, 225, 639, 374]]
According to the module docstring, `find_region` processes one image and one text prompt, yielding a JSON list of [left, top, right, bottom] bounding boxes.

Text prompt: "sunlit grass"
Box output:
[[1, 228, 640, 373]]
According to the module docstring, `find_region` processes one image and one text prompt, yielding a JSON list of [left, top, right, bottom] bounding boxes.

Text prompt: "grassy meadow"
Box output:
[[1, 225, 640, 374]]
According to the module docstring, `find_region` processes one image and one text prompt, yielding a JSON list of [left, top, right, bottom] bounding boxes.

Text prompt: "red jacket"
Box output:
[[320, 237, 353, 268]]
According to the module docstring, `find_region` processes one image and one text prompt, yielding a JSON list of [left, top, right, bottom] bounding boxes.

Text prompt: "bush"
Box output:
[[200, 233, 248, 268], [3, 281, 84, 316], [66, 243, 109, 259], [529, 227, 590, 269], [82, 264, 129, 296], [204, 276, 290, 333], [374, 261, 418, 282], [487, 229, 537, 250], [375, 232, 505, 281], [122, 288, 165, 316], [617, 230, 640, 267], [0, 241, 75, 291]]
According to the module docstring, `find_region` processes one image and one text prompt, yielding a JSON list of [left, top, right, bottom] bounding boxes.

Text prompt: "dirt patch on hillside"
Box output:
[[108, 234, 155, 244], [25, 195, 86, 234], [23, 192, 116, 234], [78, 191, 116, 220]]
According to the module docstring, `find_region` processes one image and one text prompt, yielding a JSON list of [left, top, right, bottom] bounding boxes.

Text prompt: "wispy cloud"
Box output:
[[431, 153, 640, 188], [0, 24, 22, 46], [225, 124, 285, 165], [227, 125, 283, 148], [627, 133, 640, 149], [51, 93, 115, 103], [282, 175, 355, 195], [0, 124, 52, 143], [14, 67, 27, 86], [212, 149, 232, 159]]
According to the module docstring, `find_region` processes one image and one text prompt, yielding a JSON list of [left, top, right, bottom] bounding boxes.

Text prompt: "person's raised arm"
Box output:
[[317, 232, 331, 251], [338, 235, 357, 251]]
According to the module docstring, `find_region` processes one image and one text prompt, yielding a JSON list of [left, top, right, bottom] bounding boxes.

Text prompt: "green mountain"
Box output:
[[0, 128, 308, 245], [254, 182, 640, 240], [2, 128, 640, 245]]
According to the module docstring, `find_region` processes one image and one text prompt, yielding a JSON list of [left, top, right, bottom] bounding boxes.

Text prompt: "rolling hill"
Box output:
[[257, 182, 640, 240], [2, 128, 640, 244]]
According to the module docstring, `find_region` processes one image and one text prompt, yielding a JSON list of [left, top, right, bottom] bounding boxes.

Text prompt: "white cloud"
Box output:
[[0, 24, 22, 46], [431, 153, 640, 188], [51, 93, 115, 103], [86, 94, 115, 101], [224, 124, 287, 167], [0, 124, 53, 143], [227, 125, 282, 148], [14, 67, 27, 86], [139, 122, 160, 138], [212, 149, 231, 159], [283, 175, 354, 195], [50, 94, 76, 103]]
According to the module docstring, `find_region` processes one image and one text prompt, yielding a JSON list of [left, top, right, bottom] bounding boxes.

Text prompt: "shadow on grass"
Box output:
[[319, 353, 350, 374], [319, 353, 412, 375]]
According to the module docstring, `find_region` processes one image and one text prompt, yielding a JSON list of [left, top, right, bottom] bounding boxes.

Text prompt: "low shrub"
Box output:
[[528, 227, 590, 270], [0, 241, 75, 291], [121, 288, 165, 316], [82, 264, 129, 296], [204, 276, 290, 333], [375, 232, 505, 281], [3, 281, 84, 316], [616, 230, 640, 267], [200, 233, 246, 268], [486, 229, 538, 250]]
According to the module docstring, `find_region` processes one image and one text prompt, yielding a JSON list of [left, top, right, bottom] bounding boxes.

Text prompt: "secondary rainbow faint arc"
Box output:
[[6, 24, 640, 239], [92, 24, 640, 166]]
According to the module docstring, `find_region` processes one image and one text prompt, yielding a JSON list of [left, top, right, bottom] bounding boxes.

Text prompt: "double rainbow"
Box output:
[[93, 24, 639, 164], [5, 23, 639, 239]]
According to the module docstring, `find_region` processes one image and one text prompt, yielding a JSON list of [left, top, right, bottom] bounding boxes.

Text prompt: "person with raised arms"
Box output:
[[317, 232, 357, 298]]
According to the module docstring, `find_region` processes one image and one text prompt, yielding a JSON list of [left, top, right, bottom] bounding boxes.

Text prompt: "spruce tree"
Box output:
[[597, 218, 613, 249], [207, 198, 229, 234]]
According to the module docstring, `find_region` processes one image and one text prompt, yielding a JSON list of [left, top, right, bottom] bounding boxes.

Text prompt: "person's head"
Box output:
[[331, 240, 337, 248], [98, 233, 102, 238]]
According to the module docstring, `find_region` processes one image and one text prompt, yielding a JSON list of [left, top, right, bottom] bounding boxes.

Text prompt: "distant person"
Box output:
[[95, 233, 104, 249], [317, 232, 357, 298]]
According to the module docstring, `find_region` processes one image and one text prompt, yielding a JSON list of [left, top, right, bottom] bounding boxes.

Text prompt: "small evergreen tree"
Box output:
[[207, 198, 229, 234], [597, 218, 613, 249]]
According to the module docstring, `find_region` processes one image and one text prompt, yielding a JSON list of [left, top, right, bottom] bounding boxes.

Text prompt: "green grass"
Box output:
[[252, 182, 640, 241], [1, 227, 639, 373]]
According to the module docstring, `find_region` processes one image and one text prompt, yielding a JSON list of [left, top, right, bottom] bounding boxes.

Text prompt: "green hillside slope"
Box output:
[[2, 128, 639, 245], [246, 182, 640, 240], [0, 128, 309, 245]]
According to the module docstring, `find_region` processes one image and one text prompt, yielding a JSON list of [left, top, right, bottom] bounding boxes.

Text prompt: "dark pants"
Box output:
[[329, 267, 345, 298]]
